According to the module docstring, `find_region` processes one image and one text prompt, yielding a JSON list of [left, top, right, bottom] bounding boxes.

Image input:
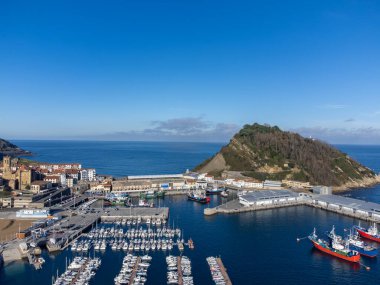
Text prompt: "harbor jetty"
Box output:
[[177, 256, 184, 285], [205, 190, 380, 223], [216, 258, 232, 285], [128, 256, 141, 285]]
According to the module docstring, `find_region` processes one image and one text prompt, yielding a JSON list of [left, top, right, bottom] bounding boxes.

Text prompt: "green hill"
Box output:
[[194, 123, 378, 187]]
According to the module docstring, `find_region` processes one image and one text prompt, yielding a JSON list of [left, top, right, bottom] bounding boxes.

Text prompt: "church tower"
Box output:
[[3, 155, 12, 176]]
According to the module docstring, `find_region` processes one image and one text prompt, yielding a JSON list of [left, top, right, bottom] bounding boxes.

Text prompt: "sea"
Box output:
[[1, 141, 380, 285]]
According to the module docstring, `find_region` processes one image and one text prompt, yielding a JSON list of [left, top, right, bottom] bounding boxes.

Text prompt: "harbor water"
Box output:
[[1, 141, 380, 284]]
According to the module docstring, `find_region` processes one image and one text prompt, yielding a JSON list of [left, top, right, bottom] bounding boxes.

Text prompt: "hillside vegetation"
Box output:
[[195, 123, 377, 187]]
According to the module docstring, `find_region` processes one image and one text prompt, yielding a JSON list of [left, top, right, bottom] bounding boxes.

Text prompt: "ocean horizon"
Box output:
[[11, 140, 380, 176]]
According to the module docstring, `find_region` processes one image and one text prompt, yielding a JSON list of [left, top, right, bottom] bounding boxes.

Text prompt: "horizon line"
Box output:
[[6, 138, 380, 146]]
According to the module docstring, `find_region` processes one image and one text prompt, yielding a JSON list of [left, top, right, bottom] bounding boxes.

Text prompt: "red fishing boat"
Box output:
[[354, 223, 380, 243], [187, 190, 210, 204], [308, 228, 360, 263]]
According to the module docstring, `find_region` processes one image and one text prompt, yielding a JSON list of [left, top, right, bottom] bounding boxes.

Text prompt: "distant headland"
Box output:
[[0, 138, 32, 157]]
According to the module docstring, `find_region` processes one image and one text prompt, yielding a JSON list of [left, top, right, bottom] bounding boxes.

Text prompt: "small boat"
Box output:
[[354, 223, 380, 243], [206, 187, 224, 195], [220, 190, 228, 198], [187, 191, 210, 204], [309, 228, 360, 263], [188, 238, 194, 249]]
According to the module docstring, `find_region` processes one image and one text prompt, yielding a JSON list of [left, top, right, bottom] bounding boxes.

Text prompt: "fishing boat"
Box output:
[[354, 223, 380, 243], [328, 226, 378, 258], [187, 191, 210, 204], [206, 187, 224, 195], [309, 228, 360, 263], [348, 229, 378, 258]]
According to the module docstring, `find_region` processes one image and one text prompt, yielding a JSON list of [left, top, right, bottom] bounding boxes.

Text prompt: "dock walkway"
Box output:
[[177, 256, 183, 285], [216, 258, 232, 285], [128, 256, 141, 285]]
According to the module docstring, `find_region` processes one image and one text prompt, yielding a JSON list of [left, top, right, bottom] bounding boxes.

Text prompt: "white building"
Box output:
[[87, 169, 96, 181], [196, 181, 208, 189], [244, 181, 264, 188], [204, 175, 214, 183], [79, 168, 96, 181], [239, 190, 301, 207], [80, 169, 88, 181], [263, 180, 282, 188]]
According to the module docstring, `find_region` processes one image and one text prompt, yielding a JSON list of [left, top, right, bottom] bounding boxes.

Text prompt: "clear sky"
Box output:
[[1, 0, 379, 143]]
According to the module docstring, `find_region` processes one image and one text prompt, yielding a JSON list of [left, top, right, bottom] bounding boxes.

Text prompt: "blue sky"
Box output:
[[1, 0, 379, 143]]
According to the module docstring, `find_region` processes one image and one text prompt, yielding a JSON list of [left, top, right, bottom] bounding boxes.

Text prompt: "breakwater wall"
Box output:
[[205, 194, 380, 223]]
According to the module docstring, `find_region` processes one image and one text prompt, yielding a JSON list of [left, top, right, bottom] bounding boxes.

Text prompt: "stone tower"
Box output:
[[3, 155, 12, 176]]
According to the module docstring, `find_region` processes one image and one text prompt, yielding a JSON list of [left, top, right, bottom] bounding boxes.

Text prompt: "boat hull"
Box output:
[[311, 240, 360, 263], [206, 189, 223, 195], [355, 227, 380, 243], [187, 195, 210, 204], [349, 244, 378, 258]]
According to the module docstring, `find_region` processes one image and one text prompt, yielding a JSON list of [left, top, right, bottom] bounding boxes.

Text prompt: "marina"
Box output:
[[69, 222, 185, 254]]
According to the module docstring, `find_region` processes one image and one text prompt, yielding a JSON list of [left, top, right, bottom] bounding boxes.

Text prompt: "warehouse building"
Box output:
[[239, 190, 304, 207]]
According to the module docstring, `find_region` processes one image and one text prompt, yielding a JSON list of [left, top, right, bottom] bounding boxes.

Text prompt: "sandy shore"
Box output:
[[0, 219, 34, 242]]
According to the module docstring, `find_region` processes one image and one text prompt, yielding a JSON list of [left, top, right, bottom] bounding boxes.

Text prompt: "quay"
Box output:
[[204, 190, 380, 223], [58, 213, 101, 251], [216, 258, 232, 285], [204, 198, 303, 215]]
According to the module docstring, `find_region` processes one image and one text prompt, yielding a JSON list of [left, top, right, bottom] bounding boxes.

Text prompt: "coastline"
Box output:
[[0, 151, 32, 157], [332, 175, 380, 192]]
